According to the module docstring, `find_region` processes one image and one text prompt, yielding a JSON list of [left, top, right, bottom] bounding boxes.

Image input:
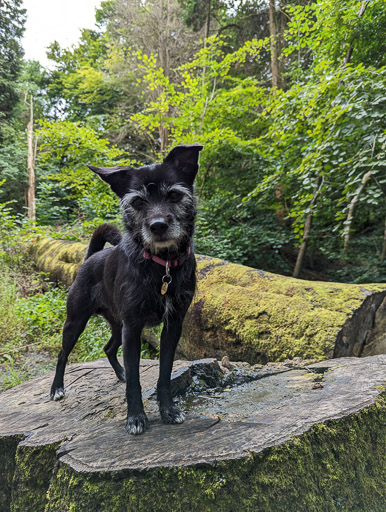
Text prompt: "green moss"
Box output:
[[0, 435, 23, 512], [181, 258, 386, 363], [11, 442, 60, 512], [27, 239, 386, 363], [41, 397, 385, 512], [28, 238, 87, 287]]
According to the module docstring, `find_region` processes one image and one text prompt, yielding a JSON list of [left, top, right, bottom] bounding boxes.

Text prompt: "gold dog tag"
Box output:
[[161, 262, 172, 295]]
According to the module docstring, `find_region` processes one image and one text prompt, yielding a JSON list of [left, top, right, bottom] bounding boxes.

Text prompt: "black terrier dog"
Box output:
[[50, 144, 203, 434]]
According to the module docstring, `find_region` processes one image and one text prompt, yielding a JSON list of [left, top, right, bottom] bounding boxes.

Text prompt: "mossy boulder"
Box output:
[[0, 356, 385, 512], [27, 237, 386, 363]]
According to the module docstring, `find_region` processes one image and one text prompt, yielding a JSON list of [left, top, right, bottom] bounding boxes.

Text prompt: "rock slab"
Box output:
[[0, 355, 385, 511]]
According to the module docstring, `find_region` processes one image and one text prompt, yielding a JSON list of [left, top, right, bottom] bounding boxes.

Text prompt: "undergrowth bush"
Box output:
[[0, 194, 153, 383], [0, 266, 29, 363], [195, 195, 292, 274], [0, 267, 115, 365]]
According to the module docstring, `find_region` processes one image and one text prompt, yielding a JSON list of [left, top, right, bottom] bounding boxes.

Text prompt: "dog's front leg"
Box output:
[[157, 316, 185, 424], [122, 319, 148, 434]]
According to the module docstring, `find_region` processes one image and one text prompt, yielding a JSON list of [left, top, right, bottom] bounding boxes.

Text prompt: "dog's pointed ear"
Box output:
[[163, 144, 204, 183], [88, 165, 133, 198]]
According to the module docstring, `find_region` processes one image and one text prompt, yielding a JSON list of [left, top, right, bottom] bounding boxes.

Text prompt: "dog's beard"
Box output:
[[140, 224, 182, 254], [150, 240, 179, 254]]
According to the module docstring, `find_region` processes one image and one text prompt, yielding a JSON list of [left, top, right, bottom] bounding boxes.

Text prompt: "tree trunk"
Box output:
[[381, 218, 386, 263], [343, 170, 372, 252], [293, 176, 322, 279], [166, 0, 170, 77], [269, 0, 280, 89], [27, 238, 386, 363], [26, 95, 36, 221], [200, 0, 212, 119], [344, 1, 370, 65], [0, 356, 384, 511], [159, 125, 169, 154], [158, 0, 170, 154], [277, 1, 287, 89], [205, 0, 211, 39]]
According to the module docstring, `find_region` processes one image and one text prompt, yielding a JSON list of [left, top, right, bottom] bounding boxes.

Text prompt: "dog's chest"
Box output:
[[141, 295, 173, 327], [111, 250, 194, 325]]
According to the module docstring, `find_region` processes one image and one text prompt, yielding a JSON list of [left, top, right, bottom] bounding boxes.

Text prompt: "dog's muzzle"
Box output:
[[149, 218, 168, 236]]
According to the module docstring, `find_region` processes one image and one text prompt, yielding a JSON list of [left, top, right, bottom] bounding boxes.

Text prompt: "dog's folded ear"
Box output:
[[88, 165, 133, 198], [163, 144, 204, 183]]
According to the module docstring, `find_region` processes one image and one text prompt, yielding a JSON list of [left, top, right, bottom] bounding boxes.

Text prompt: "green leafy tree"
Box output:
[[46, 27, 149, 156], [0, 0, 26, 138], [249, 63, 386, 273], [130, 22, 386, 278], [284, 0, 386, 74], [130, 37, 296, 269], [35, 121, 135, 225], [46, 30, 120, 121], [131, 36, 270, 165]]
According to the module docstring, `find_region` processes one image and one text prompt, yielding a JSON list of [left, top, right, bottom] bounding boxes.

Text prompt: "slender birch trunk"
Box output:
[[269, 0, 280, 89], [26, 94, 36, 222], [343, 170, 372, 252], [293, 176, 322, 278]]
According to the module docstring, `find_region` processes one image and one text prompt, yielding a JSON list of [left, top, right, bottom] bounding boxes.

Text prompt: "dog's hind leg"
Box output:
[[50, 311, 91, 400], [104, 322, 125, 382], [157, 316, 185, 425]]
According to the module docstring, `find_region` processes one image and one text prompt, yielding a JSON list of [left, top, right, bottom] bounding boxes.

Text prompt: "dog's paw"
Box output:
[[125, 413, 149, 435], [50, 387, 65, 401], [160, 405, 185, 425], [116, 368, 126, 383]]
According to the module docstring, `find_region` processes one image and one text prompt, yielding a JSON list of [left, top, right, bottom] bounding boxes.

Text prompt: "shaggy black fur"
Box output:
[[84, 223, 122, 260], [50, 144, 203, 434]]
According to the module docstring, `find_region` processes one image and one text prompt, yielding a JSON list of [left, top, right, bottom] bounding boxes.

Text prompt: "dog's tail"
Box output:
[[85, 224, 122, 260]]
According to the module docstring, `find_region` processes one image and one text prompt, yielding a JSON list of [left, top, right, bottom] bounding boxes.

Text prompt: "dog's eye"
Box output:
[[131, 197, 146, 209], [168, 190, 183, 202]]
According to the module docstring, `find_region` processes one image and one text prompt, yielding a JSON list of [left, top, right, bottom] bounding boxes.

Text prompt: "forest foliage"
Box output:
[[1, 0, 386, 282]]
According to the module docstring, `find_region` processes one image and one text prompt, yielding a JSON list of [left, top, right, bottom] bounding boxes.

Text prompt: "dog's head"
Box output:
[[89, 144, 203, 254]]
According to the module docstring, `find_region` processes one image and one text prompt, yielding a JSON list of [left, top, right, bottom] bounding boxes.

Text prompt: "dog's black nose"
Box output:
[[149, 219, 168, 235]]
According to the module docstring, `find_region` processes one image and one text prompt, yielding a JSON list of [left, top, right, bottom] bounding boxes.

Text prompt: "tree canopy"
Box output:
[[1, 0, 385, 282], [0, 0, 26, 137]]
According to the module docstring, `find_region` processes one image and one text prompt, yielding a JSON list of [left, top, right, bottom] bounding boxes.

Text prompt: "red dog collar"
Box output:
[[143, 245, 191, 268]]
